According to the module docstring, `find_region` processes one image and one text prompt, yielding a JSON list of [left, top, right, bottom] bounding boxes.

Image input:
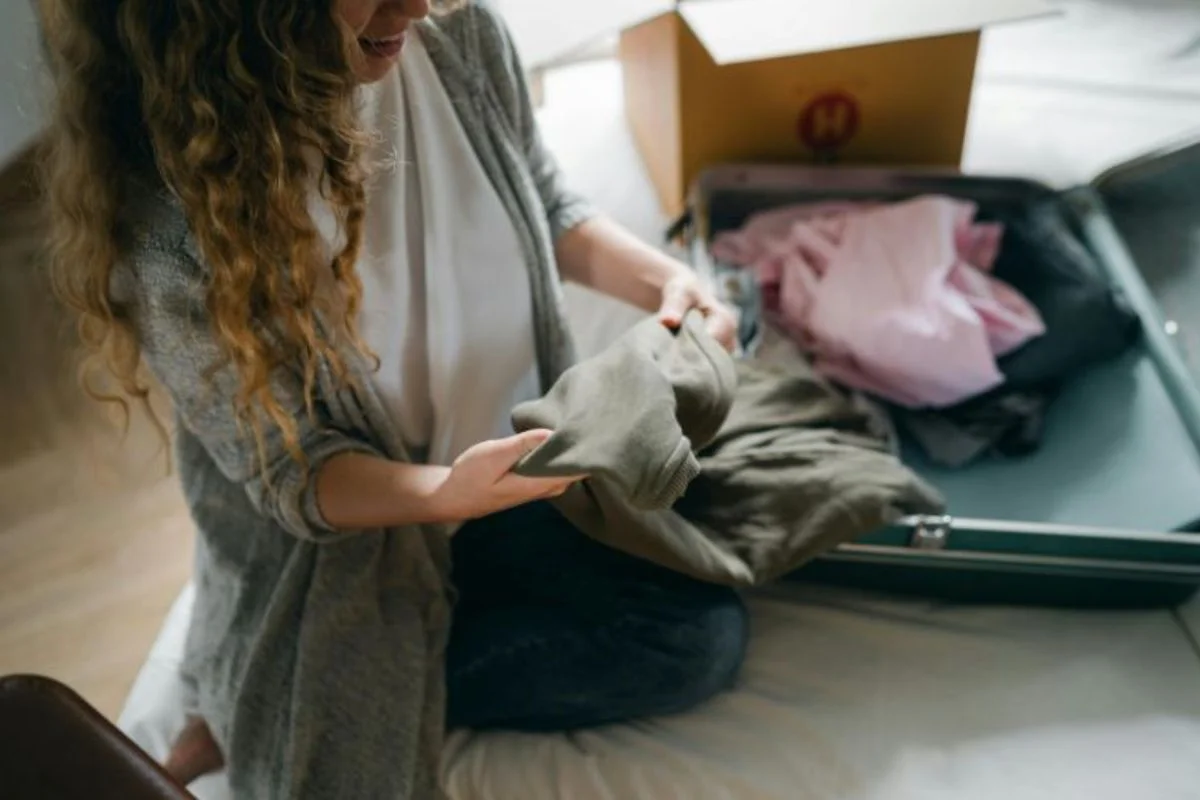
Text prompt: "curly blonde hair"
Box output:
[[41, 0, 403, 470]]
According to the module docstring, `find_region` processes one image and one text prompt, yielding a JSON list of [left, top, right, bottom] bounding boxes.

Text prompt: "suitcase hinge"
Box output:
[[910, 515, 952, 550]]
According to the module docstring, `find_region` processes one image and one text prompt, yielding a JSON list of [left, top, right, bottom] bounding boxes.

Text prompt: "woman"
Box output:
[[43, 0, 748, 796]]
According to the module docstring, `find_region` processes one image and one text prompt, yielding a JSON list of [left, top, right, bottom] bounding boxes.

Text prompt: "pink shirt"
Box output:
[[712, 197, 1045, 409]]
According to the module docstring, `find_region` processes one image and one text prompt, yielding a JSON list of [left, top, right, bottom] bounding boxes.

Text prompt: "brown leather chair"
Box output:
[[0, 675, 192, 799]]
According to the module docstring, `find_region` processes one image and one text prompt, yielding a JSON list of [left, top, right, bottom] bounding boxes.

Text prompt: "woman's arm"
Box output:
[[555, 216, 739, 350], [469, 8, 736, 348], [315, 454, 448, 529], [315, 430, 577, 529], [122, 238, 384, 542], [122, 235, 574, 539], [555, 216, 691, 313]]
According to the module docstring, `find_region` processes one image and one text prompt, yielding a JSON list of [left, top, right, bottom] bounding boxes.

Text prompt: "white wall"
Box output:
[[0, 0, 43, 166], [494, 0, 670, 68]]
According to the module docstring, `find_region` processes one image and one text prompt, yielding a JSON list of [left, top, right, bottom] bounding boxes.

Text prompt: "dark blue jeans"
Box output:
[[446, 502, 750, 732]]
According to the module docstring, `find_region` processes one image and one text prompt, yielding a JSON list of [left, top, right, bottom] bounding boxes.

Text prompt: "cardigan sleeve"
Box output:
[[473, 2, 597, 242], [115, 232, 383, 542]]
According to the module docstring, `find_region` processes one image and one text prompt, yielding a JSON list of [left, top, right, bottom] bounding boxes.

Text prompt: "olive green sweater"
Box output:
[[515, 316, 946, 586]]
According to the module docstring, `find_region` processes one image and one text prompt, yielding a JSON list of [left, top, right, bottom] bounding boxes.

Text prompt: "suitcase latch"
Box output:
[[910, 515, 952, 550]]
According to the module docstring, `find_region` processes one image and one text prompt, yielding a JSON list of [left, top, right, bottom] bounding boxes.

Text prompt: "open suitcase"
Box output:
[[682, 139, 1200, 608]]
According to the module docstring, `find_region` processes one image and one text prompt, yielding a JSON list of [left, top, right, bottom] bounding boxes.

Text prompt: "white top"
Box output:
[[353, 31, 540, 466]]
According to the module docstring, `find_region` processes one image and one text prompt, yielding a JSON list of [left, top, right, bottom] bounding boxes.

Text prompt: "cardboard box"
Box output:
[[618, 0, 1054, 215]]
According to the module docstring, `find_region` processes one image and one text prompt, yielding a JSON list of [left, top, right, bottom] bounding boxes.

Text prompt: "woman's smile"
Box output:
[[359, 29, 408, 60]]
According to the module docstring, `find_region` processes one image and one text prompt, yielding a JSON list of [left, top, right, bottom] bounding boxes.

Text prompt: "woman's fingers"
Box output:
[[657, 276, 739, 352], [705, 306, 739, 352], [494, 473, 581, 504], [657, 278, 695, 329], [461, 429, 553, 473]]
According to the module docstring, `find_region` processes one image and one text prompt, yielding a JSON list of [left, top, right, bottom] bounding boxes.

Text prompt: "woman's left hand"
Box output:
[[657, 274, 739, 353]]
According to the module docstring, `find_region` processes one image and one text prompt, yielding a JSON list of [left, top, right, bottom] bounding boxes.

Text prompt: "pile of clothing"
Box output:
[[711, 195, 1142, 466], [512, 314, 944, 586]]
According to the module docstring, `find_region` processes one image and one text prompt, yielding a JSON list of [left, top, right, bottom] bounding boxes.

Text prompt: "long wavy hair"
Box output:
[[41, 0, 421, 471]]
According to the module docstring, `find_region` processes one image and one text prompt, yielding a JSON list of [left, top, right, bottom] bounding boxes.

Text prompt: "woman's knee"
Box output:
[[667, 589, 750, 709]]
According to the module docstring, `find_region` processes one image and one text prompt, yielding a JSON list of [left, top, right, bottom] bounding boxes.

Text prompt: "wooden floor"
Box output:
[[0, 149, 194, 719]]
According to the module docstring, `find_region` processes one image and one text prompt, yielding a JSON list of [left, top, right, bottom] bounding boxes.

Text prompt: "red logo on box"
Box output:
[[798, 92, 860, 152]]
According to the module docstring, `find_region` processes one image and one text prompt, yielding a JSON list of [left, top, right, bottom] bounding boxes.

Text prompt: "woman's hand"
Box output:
[[657, 274, 739, 353], [429, 430, 583, 523]]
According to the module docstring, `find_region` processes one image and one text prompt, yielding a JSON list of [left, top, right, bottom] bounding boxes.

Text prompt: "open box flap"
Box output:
[[679, 0, 1058, 66]]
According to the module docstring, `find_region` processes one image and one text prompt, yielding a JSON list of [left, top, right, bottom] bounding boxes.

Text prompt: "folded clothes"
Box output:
[[513, 315, 944, 586], [712, 196, 1046, 409]]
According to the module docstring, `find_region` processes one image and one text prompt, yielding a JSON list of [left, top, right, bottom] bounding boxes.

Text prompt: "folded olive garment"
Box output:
[[514, 315, 944, 586]]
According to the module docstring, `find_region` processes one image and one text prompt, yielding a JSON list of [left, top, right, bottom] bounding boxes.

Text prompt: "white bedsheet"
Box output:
[[119, 1, 1200, 796], [443, 585, 1200, 800], [121, 584, 1200, 800]]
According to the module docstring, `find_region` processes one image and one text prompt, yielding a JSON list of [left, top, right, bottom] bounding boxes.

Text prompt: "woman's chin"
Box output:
[[354, 52, 402, 84]]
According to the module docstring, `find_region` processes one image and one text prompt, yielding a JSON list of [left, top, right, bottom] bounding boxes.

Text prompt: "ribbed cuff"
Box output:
[[635, 437, 701, 510], [268, 432, 382, 543]]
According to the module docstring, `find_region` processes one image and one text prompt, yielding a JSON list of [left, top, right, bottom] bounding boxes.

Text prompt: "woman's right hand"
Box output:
[[429, 429, 583, 523]]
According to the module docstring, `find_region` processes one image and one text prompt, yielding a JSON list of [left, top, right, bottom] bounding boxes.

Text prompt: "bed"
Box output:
[[119, 2, 1200, 797]]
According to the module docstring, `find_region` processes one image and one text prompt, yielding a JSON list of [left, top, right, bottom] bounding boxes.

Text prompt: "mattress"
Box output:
[[119, 1, 1200, 797]]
